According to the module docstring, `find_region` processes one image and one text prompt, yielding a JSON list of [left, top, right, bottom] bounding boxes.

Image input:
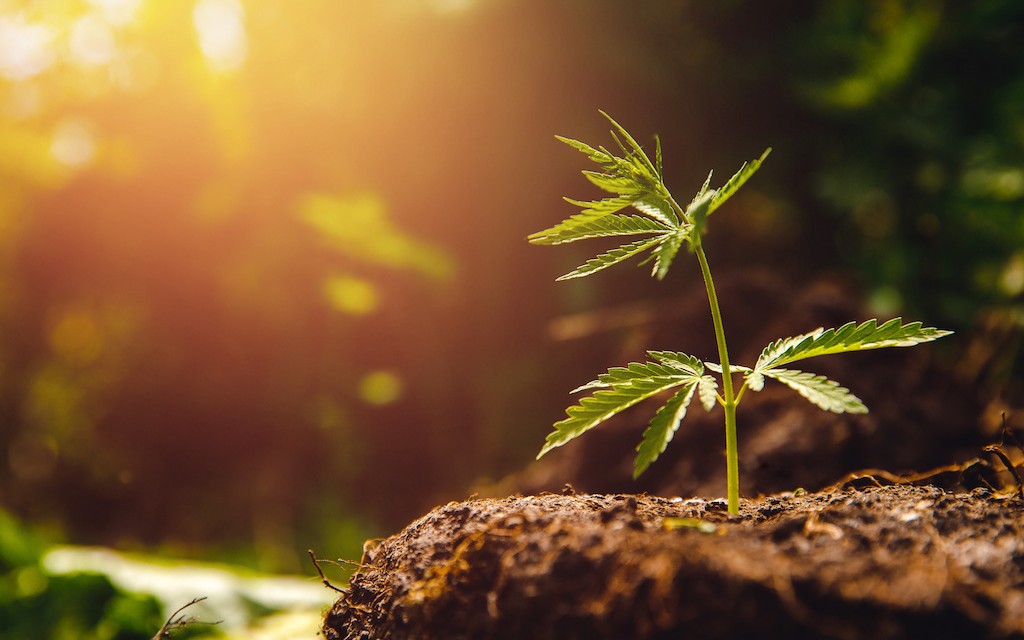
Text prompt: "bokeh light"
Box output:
[[193, 0, 246, 73]]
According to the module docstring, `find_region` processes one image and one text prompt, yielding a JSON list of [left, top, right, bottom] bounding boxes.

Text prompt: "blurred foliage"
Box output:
[[0, 0, 1020, 587], [1, 508, 333, 639], [1, 509, 165, 640], [791, 0, 1024, 328]]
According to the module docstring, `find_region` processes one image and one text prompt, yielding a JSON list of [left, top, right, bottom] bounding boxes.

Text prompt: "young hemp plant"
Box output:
[[529, 112, 952, 515]]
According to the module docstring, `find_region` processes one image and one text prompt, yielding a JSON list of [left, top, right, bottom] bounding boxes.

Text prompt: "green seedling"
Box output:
[[530, 112, 952, 515]]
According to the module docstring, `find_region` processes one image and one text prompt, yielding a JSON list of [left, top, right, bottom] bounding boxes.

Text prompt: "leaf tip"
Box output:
[[632, 458, 650, 479], [536, 439, 557, 460]]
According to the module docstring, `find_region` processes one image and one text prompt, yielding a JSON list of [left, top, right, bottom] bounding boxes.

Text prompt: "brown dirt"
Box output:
[[322, 482, 1024, 639]]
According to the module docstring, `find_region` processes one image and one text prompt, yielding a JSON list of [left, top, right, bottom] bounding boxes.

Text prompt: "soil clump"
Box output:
[[323, 483, 1024, 639]]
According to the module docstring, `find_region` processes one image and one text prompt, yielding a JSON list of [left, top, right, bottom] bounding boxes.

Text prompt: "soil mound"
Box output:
[[323, 485, 1024, 639]]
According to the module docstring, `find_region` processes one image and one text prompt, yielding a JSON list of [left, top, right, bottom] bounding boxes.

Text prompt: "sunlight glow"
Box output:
[[324, 275, 379, 316], [0, 15, 57, 80], [109, 46, 161, 92], [87, 0, 143, 26], [69, 15, 117, 66], [428, 0, 477, 14], [50, 118, 96, 167], [360, 371, 403, 406], [193, 0, 247, 72]]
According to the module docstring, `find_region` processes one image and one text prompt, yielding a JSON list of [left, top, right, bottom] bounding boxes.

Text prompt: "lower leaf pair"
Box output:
[[538, 318, 952, 480]]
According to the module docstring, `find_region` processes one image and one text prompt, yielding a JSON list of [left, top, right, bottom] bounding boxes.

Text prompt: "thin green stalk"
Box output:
[[694, 241, 740, 514], [667, 191, 741, 514]]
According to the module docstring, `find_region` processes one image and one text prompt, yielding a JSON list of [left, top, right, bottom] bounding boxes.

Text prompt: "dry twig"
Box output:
[[151, 597, 219, 640]]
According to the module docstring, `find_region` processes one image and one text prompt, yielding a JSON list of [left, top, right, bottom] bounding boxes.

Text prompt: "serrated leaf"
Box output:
[[600, 110, 659, 178], [696, 170, 713, 198], [651, 229, 687, 280], [556, 235, 666, 280], [608, 128, 630, 157], [633, 382, 698, 478], [570, 378, 608, 394], [745, 371, 765, 392], [648, 351, 705, 375], [538, 359, 701, 460], [761, 368, 867, 414], [633, 195, 678, 226], [529, 211, 672, 245], [555, 135, 615, 168], [563, 195, 636, 216], [754, 329, 820, 369], [597, 360, 697, 385], [537, 112, 711, 282], [583, 170, 641, 195], [654, 134, 663, 179], [706, 148, 771, 217], [646, 350, 716, 408], [754, 318, 953, 372], [684, 188, 717, 240], [697, 375, 718, 411], [703, 362, 752, 374], [570, 360, 695, 393]]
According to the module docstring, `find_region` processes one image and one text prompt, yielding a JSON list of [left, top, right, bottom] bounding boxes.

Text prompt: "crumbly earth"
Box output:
[[322, 483, 1024, 639]]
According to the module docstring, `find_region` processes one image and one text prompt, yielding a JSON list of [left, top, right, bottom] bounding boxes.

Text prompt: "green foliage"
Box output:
[[721, 318, 954, 414], [533, 114, 951, 513], [0, 510, 164, 640], [752, 318, 953, 372], [705, 149, 772, 218], [787, 1, 1024, 333], [0, 508, 337, 640], [530, 112, 769, 282], [538, 352, 717, 477], [538, 357, 706, 459], [553, 236, 667, 281]]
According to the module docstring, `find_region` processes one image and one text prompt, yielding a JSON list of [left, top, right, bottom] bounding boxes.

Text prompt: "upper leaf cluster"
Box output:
[[531, 113, 952, 483], [529, 111, 770, 281]]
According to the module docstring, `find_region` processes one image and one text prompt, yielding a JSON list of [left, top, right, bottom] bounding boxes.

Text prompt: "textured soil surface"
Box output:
[[323, 483, 1024, 639]]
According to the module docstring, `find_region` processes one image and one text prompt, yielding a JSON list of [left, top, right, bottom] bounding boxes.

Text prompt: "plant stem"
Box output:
[[694, 241, 740, 514]]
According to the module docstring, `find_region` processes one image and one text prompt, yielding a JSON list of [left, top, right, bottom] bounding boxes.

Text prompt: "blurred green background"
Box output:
[[0, 0, 1022, 635]]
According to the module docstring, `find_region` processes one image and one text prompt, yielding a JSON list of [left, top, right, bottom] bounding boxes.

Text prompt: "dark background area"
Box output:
[[0, 0, 1021, 572]]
